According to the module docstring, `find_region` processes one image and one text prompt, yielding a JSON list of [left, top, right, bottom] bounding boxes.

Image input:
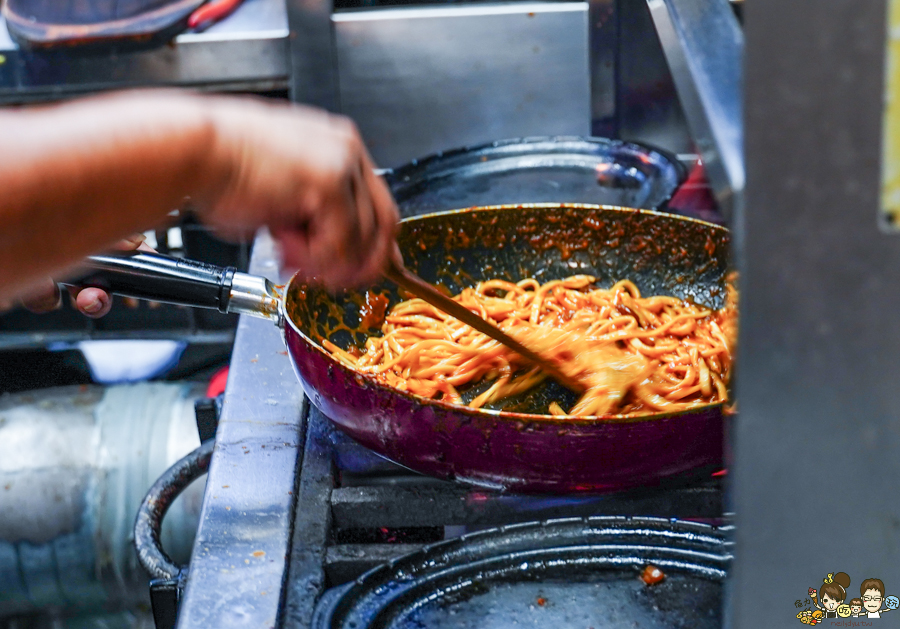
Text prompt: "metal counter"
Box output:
[[176, 232, 305, 629]]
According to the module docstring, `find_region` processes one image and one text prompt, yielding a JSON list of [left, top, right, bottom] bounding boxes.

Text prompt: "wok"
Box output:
[[77, 204, 730, 494]]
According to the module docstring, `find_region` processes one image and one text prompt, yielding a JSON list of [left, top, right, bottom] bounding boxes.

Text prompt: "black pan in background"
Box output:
[[383, 136, 686, 217], [312, 517, 732, 629]]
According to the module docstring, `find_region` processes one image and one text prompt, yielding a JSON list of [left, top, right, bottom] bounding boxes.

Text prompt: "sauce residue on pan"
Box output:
[[360, 291, 389, 329]]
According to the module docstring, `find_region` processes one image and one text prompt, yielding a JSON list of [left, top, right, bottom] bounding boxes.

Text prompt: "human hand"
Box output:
[[201, 99, 400, 290], [14, 234, 153, 318]]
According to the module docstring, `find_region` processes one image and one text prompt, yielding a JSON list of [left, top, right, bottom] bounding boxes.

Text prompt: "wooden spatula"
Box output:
[[384, 260, 586, 394]]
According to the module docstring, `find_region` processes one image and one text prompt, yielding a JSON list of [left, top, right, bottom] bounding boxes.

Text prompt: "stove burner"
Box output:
[[280, 407, 726, 628], [311, 516, 732, 629]]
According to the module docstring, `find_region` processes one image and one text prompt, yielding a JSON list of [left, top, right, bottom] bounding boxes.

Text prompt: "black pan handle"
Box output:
[[64, 252, 282, 323], [134, 439, 214, 581]]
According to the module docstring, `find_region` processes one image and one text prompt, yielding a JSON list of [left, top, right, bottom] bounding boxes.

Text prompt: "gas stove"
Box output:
[[151, 230, 726, 629]]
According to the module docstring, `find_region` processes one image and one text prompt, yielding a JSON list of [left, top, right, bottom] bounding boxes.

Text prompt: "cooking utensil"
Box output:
[[188, 0, 244, 31], [3, 0, 206, 48], [383, 260, 585, 393], [72, 204, 730, 493]]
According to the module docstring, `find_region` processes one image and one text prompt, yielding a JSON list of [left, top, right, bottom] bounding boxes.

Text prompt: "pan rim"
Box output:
[[282, 203, 730, 426]]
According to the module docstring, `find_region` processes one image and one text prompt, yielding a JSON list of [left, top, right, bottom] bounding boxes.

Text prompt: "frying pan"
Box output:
[[76, 204, 730, 493]]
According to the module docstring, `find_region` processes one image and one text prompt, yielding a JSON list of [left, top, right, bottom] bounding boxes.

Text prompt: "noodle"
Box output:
[[324, 275, 737, 417]]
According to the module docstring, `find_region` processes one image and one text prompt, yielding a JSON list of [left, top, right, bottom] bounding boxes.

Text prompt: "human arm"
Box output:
[[0, 90, 398, 307]]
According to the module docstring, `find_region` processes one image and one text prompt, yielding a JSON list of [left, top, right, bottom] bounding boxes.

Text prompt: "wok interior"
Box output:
[[285, 204, 730, 416]]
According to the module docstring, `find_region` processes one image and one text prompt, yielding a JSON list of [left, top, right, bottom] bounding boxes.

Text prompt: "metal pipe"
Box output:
[[0, 383, 206, 617]]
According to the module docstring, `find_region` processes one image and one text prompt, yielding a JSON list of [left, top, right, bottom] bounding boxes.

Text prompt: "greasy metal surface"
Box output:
[[280, 403, 335, 628], [0, 0, 289, 102], [135, 440, 213, 581], [332, 3, 590, 167], [383, 137, 684, 216], [312, 517, 731, 629], [324, 544, 424, 586], [732, 0, 900, 627], [176, 232, 306, 629], [330, 481, 724, 529], [646, 0, 744, 219], [283, 204, 730, 492], [0, 325, 235, 351]]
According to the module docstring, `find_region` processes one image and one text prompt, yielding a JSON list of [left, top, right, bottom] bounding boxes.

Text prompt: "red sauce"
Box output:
[[360, 291, 389, 329], [641, 564, 666, 585]]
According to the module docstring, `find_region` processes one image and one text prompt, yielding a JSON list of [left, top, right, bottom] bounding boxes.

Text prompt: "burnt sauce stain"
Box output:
[[284, 205, 730, 415]]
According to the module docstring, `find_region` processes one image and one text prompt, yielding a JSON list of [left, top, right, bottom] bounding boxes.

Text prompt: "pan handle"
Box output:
[[134, 439, 214, 629], [64, 252, 281, 323]]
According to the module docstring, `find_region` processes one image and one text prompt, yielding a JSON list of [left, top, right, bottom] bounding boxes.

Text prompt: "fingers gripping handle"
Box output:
[[67, 252, 281, 322]]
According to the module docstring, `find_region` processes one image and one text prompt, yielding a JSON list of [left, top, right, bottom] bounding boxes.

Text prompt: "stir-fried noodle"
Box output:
[[324, 275, 737, 417]]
